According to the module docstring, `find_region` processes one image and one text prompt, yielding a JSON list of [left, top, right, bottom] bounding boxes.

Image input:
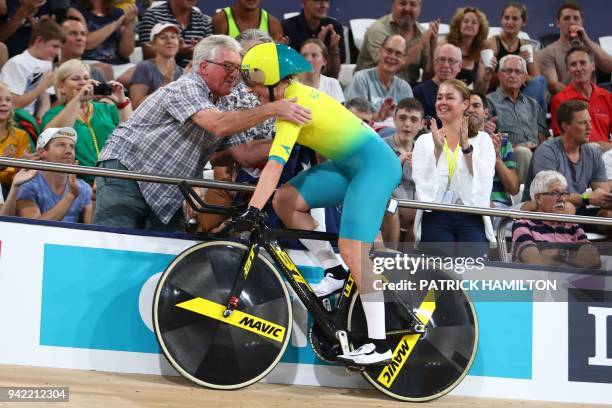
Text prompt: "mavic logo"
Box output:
[[238, 316, 284, 340], [176, 297, 286, 343], [376, 289, 436, 388], [378, 337, 411, 387]]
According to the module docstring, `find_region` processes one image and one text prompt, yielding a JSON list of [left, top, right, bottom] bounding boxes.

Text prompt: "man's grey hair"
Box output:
[[193, 35, 241, 68], [236, 29, 272, 46], [345, 98, 376, 115], [530, 170, 568, 201], [499, 54, 527, 74], [434, 43, 462, 61]]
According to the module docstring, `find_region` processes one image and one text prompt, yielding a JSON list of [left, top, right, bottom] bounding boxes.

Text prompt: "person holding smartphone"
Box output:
[[40, 59, 132, 184]]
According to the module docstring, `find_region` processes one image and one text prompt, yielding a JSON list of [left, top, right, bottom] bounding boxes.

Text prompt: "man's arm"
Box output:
[[210, 139, 272, 167], [318, 24, 342, 78], [191, 98, 310, 138], [536, 48, 567, 95], [567, 243, 602, 269], [81, 203, 93, 224], [541, 67, 566, 95], [496, 159, 520, 196], [519, 245, 563, 266], [17, 194, 75, 221], [575, 26, 612, 74], [268, 15, 286, 44], [67, 7, 125, 51], [17, 174, 81, 221], [211, 10, 228, 35], [0, 169, 37, 216]]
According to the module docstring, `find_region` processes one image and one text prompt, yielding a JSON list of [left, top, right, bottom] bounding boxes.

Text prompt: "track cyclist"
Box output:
[[237, 42, 401, 366]]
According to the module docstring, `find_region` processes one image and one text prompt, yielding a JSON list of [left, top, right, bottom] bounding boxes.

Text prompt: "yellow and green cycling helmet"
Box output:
[[241, 42, 312, 86]]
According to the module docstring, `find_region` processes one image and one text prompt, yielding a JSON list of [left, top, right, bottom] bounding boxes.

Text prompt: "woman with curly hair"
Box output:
[[443, 6, 495, 94]]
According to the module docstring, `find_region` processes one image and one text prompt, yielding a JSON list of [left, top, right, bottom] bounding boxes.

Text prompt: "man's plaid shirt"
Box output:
[[98, 73, 274, 224]]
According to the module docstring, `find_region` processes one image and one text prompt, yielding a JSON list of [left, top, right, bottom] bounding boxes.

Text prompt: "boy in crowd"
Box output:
[[381, 98, 424, 245], [0, 19, 64, 120]]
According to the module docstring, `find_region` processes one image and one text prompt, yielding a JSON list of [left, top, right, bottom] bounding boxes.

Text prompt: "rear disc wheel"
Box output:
[[153, 241, 292, 389]]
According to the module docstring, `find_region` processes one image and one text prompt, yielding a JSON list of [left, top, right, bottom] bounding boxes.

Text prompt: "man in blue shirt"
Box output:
[[282, 0, 345, 78], [16, 127, 93, 223]]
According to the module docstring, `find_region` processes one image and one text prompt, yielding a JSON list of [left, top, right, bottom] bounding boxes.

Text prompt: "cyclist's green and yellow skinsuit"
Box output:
[[269, 81, 401, 242]]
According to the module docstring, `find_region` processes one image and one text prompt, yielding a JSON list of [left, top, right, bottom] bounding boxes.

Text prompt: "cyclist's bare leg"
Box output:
[[272, 183, 316, 230], [273, 185, 344, 272]]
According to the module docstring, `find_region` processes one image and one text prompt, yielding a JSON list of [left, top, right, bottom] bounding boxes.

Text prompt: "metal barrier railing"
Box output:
[[2, 157, 611, 261]]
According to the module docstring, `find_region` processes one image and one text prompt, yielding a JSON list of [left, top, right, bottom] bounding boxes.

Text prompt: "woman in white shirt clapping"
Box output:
[[412, 79, 496, 257]]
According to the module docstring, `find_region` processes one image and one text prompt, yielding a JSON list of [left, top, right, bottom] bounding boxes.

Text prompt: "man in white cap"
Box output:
[[16, 127, 93, 223]]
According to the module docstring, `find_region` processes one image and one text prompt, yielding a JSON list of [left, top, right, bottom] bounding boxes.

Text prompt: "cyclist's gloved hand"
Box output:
[[233, 206, 262, 232]]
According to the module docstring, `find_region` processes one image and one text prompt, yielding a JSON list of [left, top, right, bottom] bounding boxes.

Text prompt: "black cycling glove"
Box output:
[[233, 206, 262, 231]]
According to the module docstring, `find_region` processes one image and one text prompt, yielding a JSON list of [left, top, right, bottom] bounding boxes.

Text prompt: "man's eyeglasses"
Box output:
[[382, 47, 405, 58], [434, 57, 460, 66], [205, 60, 240, 74], [500, 68, 524, 76], [538, 191, 570, 199]]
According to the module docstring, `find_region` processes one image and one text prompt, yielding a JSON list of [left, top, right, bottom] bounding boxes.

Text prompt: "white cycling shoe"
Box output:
[[311, 274, 345, 297], [336, 343, 392, 366]]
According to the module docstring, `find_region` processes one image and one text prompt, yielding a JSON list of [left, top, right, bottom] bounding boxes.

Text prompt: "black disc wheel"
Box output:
[[346, 267, 478, 401], [153, 241, 292, 389]]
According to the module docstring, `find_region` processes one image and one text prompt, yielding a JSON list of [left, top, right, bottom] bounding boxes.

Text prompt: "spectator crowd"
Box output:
[[0, 0, 611, 268]]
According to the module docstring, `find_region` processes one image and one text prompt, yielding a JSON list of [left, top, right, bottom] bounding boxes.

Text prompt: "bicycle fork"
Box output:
[[222, 242, 260, 317]]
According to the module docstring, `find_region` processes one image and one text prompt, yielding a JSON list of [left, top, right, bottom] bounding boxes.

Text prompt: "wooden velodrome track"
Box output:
[[0, 365, 607, 407]]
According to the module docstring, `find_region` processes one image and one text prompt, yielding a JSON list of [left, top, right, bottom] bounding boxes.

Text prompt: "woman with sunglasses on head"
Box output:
[[412, 79, 496, 258], [512, 170, 600, 268], [484, 2, 547, 113]]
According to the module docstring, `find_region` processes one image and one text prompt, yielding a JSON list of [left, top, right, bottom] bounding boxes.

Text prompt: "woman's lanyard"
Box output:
[[443, 137, 460, 183], [78, 103, 100, 158]]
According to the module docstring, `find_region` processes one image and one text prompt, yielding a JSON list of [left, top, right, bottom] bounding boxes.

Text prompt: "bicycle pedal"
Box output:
[[344, 365, 365, 374]]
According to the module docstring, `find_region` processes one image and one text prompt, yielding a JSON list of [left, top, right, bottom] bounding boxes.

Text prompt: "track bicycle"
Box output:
[[152, 181, 478, 401]]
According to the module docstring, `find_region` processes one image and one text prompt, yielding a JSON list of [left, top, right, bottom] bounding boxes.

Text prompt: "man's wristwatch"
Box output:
[[461, 144, 473, 155], [582, 192, 590, 207]]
